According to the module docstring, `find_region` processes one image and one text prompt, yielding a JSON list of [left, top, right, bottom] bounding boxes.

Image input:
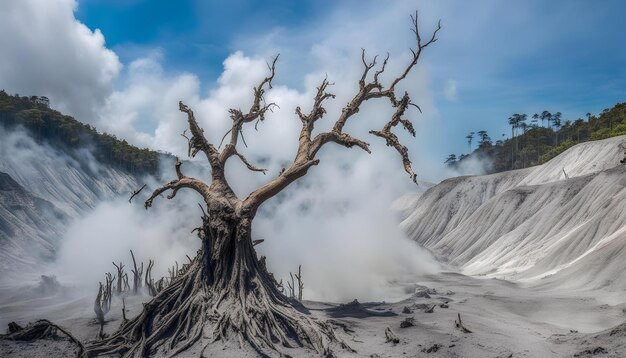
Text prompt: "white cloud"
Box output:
[[2, 0, 443, 301], [444, 79, 458, 101], [0, 0, 121, 121], [97, 52, 441, 301]]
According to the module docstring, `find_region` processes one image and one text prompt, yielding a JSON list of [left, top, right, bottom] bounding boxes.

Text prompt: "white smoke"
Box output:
[[0, 0, 446, 304]]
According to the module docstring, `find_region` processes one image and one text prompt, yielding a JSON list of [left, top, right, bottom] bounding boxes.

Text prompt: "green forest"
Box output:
[[0, 90, 160, 175], [3, 90, 625, 178], [446, 102, 626, 173]]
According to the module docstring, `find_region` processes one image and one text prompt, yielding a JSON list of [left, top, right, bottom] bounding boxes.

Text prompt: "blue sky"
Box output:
[[73, 0, 626, 161], [76, 0, 331, 80], [2, 0, 626, 180]]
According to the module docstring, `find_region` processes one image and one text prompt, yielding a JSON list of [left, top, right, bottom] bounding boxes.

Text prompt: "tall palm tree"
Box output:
[[477, 130, 491, 148], [445, 154, 457, 165], [508, 114, 525, 167], [532, 113, 539, 127], [466, 132, 475, 152], [540, 110, 552, 128], [552, 112, 562, 145]]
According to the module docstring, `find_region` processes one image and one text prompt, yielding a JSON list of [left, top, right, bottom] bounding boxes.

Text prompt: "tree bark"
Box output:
[[86, 204, 348, 357]]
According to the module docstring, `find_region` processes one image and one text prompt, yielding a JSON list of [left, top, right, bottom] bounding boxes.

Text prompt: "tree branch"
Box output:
[[369, 93, 417, 183], [178, 102, 218, 160], [219, 56, 280, 164], [242, 14, 439, 210], [233, 150, 267, 174], [128, 184, 147, 204], [144, 160, 210, 209]]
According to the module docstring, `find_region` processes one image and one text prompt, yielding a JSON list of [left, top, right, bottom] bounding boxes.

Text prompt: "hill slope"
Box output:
[[0, 172, 67, 272], [0, 126, 139, 271], [401, 135, 626, 291]]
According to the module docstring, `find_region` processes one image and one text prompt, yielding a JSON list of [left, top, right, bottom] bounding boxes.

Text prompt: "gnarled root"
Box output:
[[209, 283, 353, 357], [86, 257, 352, 357]]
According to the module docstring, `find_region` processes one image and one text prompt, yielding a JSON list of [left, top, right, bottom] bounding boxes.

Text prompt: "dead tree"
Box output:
[[145, 259, 157, 296], [104, 273, 114, 311], [288, 272, 296, 299], [129, 250, 143, 295], [287, 265, 304, 301], [455, 313, 472, 333], [295, 265, 304, 301], [93, 283, 104, 337], [122, 273, 129, 292], [94, 278, 113, 339], [121, 298, 127, 323], [112, 262, 125, 295], [87, 13, 440, 357]]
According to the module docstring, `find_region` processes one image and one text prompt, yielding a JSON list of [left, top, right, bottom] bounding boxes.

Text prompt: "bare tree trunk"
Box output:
[[113, 262, 125, 295], [86, 210, 349, 357], [130, 250, 143, 295]]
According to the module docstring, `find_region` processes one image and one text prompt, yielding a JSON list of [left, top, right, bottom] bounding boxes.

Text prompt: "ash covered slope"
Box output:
[[0, 127, 139, 272], [401, 135, 626, 291], [0, 172, 67, 272], [0, 127, 138, 217]]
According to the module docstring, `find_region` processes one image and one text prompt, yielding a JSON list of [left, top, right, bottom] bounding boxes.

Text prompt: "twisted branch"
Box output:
[[242, 13, 440, 211], [233, 150, 267, 174], [144, 160, 210, 209], [219, 56, 279, 164], [369, 93, 418, 183]]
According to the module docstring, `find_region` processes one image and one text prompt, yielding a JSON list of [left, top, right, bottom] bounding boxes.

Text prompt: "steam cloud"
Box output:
[[0, 0, 448, 304]]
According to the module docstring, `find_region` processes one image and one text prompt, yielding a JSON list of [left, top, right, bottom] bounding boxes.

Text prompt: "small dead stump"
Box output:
[[402, 306, 412, 314], [425, 304, 436, 313], [422, 343, 441, 353], [454, 313, 472, 333], [385, 327, 399, 344]]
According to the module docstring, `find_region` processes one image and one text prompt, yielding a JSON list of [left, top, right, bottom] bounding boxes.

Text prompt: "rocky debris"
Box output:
[[439, 302, 449, 308], [402, 306, 412, 314], [413, 286, 432, 298], [400, 317, 415, 328], [422, 343, 441, 353], [573, 346, 608, 356]]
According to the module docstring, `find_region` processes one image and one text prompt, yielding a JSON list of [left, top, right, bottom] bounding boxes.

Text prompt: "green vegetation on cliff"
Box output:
[[0, 90, 159, 175], [448, 102, 626, 173]]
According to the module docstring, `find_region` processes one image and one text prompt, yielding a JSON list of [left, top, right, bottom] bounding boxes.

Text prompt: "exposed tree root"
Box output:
[[0, 319, 85, 356], [85, 253, 352, 357]]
